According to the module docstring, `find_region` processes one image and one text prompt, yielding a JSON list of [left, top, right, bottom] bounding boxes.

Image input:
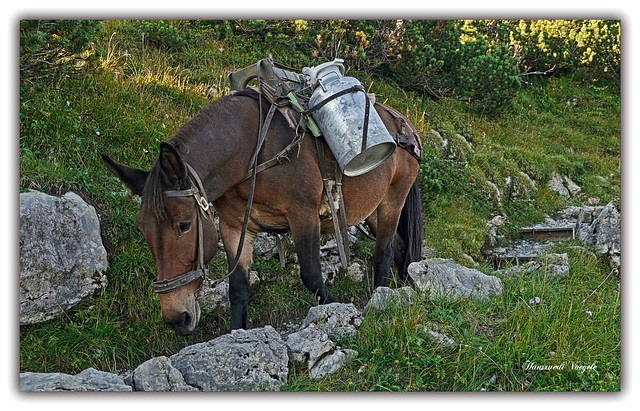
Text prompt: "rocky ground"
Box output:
[[19, 190, 620, 391]]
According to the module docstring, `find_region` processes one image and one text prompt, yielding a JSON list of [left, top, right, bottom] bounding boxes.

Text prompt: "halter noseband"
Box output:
[[150, 163, 214, 295]]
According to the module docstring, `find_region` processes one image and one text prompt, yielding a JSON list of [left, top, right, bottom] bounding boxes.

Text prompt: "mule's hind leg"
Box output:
[[289, 214, 334, 304], [367, 185, 415, 288], [370, 210, 397, 288], [219, 219, 256, 330], [364, 212, 393, 287], [392, 235, 413, 285], [365, 212, 413, 287]]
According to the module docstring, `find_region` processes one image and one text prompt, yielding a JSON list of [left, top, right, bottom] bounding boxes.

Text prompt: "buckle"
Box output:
[[196, 195, 210, 213]]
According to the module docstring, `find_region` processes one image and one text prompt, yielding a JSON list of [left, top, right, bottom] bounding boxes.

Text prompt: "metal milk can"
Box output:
[[304, 59, 396, 176]]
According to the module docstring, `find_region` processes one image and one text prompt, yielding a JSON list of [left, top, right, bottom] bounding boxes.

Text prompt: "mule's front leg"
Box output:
[[219, 220, 255, 330], [290, 216, 334, 304]]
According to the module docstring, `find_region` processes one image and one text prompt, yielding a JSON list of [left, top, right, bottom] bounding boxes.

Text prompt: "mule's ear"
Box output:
[[101, 153, 148, 196], [159, 142, 189, 189]]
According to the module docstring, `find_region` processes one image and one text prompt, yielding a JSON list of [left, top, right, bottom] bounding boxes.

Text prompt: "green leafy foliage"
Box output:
[[136, 20, 188, 51], [20, 20, 102, 85]]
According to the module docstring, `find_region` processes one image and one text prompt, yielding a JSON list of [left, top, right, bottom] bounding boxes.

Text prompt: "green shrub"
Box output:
[[137, 20, 188, 50], [385, 20, 519, 114], [468, 20, 621, 84], [20, 20, 101, 85]]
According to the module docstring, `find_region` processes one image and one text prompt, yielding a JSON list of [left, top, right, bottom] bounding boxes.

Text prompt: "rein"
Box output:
[[150, 163, 215, 295]]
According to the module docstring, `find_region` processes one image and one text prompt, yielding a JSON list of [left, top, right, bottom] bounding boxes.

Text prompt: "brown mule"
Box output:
[[102, 89, 423, 336]]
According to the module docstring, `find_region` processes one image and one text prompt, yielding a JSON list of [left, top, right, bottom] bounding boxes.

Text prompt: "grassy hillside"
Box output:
[[19, 20, 620, 391]]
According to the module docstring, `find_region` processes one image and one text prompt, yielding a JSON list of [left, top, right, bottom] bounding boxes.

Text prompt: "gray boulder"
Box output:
[[132, 356, 197, 392], [309, 348, 358, 379], [20, 191, 108, 325], [302, 303, 362, 340], [286, 323, 336, 370], [547, 173, 581, 198], [564, 175, 582, 197], [169, 326, 288, 391], [575, 200, 620, 268], [547, 173, 571, 198], [20, 368, 131, 392], [197, 278, 230, 311], [364, 286, 417, 312], [285, 323, 357, 378], [480, 214, 507, 256], [408, 259, 503, 301]]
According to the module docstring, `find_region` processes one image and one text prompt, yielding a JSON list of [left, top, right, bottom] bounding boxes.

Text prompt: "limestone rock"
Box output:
[[547, 173, 581, 199], [408, 259, 503, 301], [547, 173, 571, 198], [346, 261, 365, 282], [169, 326, 288, 391], [425, 329, 457, 347], [564, 175, 582, 197], [480, 214, 507, 256], [575, 200, 620, 268], [20, 191, 108, 325], [197, 279, 230, 311], [20, 368, 131, 392], [308, 349, 346, 379], [302, 302, 362, 340], [285, 323, 336, 370], [132, 356, 197, 392], [364, 286, 416, 312], [198, 271, 259, 312], [253, 232, 279, 260]]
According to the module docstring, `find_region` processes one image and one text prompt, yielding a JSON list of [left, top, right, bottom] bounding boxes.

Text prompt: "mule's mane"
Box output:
[[140, 91, 257, 220], [141, 156, 170, 221]]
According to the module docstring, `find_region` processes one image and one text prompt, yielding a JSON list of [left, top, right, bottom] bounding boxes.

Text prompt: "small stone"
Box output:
[[302, 303, 362, 339], [426, 329, 456, 346], [364, 286, 416, 312]]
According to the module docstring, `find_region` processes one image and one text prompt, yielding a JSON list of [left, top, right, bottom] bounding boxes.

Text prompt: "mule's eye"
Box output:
[[178, 222, 192, 234]]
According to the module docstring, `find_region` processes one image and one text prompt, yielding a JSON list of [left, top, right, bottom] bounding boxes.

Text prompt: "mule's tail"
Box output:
[[396, 177, 424, 277]]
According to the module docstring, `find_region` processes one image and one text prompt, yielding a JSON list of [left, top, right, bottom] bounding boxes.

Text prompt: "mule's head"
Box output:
[[102, 142, 218, 336]]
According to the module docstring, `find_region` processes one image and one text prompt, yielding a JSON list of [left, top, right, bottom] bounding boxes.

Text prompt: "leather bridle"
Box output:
[[149, 163, 214, 295]]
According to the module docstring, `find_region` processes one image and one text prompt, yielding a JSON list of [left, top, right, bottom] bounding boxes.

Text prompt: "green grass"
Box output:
[[19, 20, 620, 391], [285, 244, 620, 391]]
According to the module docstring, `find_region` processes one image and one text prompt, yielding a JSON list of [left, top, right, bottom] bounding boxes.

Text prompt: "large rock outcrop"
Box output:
[[169, 326, 289, 391], [408, 259, 503, 301], [20, 368, 131, 392], [20, 191, 108, 325], [575, 200, 621, 268]]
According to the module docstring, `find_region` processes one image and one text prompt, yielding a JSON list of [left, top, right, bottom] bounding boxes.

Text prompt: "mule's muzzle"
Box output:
[[163, 304, 200, 336]]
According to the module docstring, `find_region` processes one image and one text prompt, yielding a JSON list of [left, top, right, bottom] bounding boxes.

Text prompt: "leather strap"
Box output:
[[315, 137, 350, 268], [150, 163, 213, 295], [150, 269, 203, 294], [304, 84, 365, 115], [304, 83, 371, 156], [229, 60, 279, 274]]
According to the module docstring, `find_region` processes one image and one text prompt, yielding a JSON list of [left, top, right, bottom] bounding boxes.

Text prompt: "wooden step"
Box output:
[[520, 226, 575, 242]]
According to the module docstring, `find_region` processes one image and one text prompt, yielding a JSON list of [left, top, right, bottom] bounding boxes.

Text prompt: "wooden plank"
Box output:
[[520, 227, 575, 242]]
